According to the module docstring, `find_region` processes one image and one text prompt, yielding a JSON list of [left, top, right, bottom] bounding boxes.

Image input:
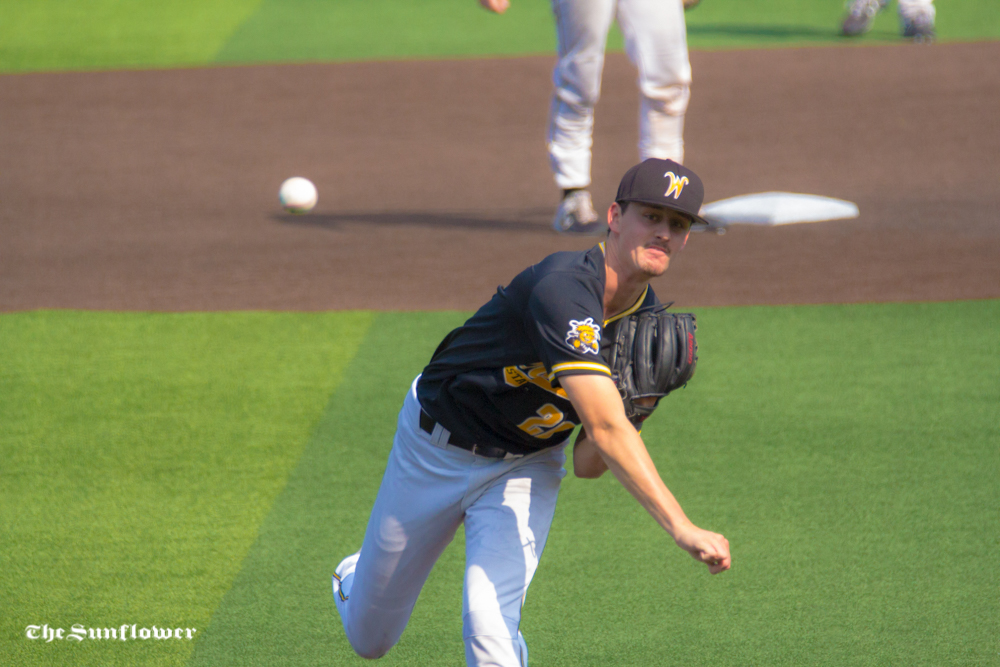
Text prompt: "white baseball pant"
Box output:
[[897, 0, 934, 20], [333, 376, 567, 667], [548, 0, 693, 189]]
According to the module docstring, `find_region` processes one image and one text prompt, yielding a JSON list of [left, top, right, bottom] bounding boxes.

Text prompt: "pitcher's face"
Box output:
[[609, 203, 691, 278]]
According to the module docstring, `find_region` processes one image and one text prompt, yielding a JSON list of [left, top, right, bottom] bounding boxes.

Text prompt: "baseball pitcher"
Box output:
[[332, 159, 731, 667]]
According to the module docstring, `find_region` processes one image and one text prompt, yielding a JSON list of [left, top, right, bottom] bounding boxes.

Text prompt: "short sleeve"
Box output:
[[525, 271, 612, 383]]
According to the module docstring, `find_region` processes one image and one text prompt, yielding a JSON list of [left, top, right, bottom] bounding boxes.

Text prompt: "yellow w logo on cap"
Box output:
[[664, 171, 689, 199]]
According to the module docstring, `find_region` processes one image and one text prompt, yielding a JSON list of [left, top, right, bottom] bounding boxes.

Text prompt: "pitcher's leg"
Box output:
[[462, 448, 567, 667], [547, 0, 616, 189], [617, 0, 692, 163], [334, 382, 467, 659]]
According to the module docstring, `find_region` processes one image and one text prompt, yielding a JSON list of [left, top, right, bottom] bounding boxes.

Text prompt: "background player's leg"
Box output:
[[896, 0, 935, 18], [547, 0, 617, 190], [333, 379, 467, 659], [897, 0, 935, 41], [461, 447, 567, 667], [617, 0, 692, 163]]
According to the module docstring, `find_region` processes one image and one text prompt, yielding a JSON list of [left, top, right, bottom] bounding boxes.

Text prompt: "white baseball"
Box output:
[[279, 177, 318, 214]]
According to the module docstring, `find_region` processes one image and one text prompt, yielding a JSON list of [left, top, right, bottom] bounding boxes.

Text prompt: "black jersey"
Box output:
[[417, 243, 658, 455]]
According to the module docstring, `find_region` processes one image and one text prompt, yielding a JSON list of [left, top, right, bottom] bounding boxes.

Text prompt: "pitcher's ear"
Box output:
[[608, 201, 624, 232]]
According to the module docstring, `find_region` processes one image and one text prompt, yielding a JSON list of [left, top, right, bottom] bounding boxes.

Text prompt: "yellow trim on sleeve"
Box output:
[[548, 361, 612, 381]]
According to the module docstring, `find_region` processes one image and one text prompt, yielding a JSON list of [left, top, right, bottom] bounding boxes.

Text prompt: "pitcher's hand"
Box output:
[[479, 0, 510, 14], [674, 523, 731, 574]]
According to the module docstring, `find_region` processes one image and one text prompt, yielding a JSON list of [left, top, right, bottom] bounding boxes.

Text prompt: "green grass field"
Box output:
[[2, 302, 997, 666], [2, 0, 999, 73]]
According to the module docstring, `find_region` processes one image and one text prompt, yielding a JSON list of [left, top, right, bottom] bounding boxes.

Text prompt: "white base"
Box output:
[[700, 192, 859, 226]]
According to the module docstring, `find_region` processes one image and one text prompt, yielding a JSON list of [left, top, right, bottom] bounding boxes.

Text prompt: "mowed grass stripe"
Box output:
[[191, 301, 997, 666], [187, 311, 469, 667], [0, 0, 262, 73], [213, 0, 557, 65], [0, 311, 372, 667], [2, 0, 999, 74]]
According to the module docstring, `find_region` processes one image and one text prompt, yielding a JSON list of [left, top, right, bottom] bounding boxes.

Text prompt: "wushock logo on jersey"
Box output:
[[565, 318, 601, 355]]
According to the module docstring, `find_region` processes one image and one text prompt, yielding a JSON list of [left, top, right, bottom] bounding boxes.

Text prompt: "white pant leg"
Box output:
[[617, 0, 692, 163], [334, 379, 469, 659], [547, 0, 617, 189], [897, 0, 934, 20], [462, 447, 567, 667]]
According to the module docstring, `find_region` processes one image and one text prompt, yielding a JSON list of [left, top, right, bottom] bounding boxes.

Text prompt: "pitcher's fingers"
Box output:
[[708, 560, 729, 574], [712, 535, 731, 559], [480, 0, 510, 13], [700, 542, 727, 562]]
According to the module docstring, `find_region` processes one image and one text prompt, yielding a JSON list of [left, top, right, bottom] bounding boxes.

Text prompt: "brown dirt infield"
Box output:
[[1, 42, 997, 311]]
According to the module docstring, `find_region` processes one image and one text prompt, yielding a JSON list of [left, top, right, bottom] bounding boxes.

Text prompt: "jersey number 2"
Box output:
[[518, 404, 576, 440]]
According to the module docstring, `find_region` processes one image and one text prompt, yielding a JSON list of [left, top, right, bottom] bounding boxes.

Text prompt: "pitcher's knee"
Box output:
[[343, 617, 400, 660], [641, 82, 691, 116], [347, 634, 394, 660]]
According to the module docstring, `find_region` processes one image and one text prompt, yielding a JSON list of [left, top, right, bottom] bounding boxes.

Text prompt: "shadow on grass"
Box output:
[[275, 208, 556, 234]]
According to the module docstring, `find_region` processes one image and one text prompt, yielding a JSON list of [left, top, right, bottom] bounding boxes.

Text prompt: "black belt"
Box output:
[[418, 409, 516, 459]]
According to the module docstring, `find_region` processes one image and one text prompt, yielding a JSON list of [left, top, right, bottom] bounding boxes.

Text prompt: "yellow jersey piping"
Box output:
[[548, 361, 612, 381], [605, 285, 649, 325]]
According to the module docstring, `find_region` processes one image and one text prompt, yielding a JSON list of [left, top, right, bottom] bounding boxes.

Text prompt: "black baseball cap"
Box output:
[[615, 158, 709, 226]]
